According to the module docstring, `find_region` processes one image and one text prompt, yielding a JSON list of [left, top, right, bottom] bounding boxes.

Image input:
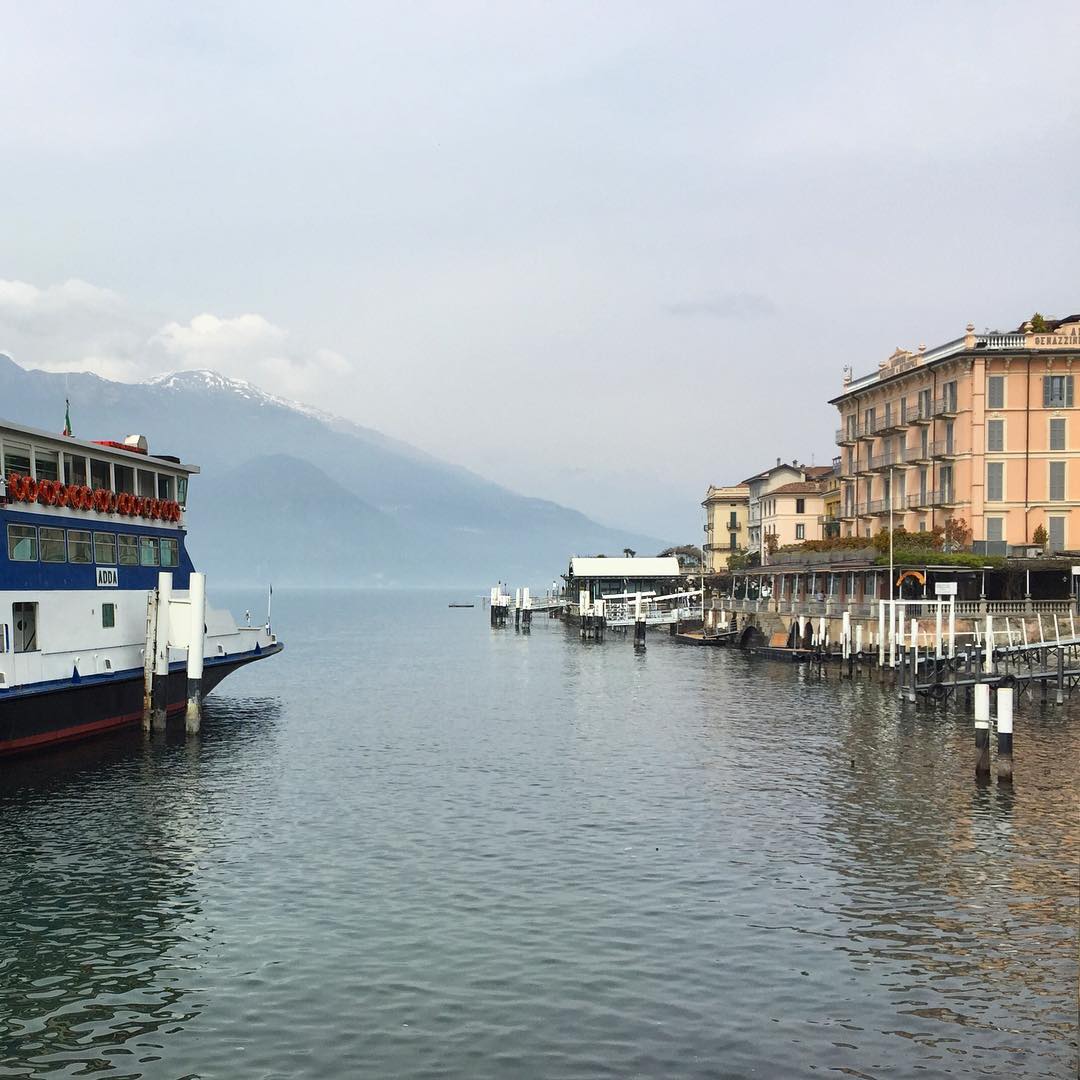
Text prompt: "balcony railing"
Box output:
[[707, 596, 1079, 620], [935, 395, 959, 416]]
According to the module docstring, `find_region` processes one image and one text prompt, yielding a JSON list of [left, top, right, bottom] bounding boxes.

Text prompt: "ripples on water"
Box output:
[[0, 591, 1076, 1079]]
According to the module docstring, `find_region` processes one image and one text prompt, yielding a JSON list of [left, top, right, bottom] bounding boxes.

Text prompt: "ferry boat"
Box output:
[[0, 417, 282, 755]]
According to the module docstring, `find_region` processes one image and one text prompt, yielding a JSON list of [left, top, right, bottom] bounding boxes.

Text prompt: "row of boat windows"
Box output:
[[2, 442, 186, 503], [6, 525, 179, 568]]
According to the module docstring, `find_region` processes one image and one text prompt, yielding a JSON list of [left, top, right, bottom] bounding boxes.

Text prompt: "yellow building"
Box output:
[[702, 484, 749, 571], [832, 315, 1080, 552]]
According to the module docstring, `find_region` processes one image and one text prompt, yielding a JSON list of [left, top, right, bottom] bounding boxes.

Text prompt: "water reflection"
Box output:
[[820, 689, 1078, 1072], [0, 698, 281, 1076]]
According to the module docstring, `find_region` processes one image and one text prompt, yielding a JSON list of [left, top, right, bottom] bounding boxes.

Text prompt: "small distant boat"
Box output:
[[448, 603, 475, 608]]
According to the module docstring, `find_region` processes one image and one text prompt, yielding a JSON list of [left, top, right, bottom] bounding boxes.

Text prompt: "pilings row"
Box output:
[[142, 571, 208, 736]]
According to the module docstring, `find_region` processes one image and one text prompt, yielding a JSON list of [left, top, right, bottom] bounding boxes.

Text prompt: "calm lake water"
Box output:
[[1, 590, 1077, 1079]]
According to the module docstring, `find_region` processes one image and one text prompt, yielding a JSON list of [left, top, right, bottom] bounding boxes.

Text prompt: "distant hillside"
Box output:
[[0, 356, 668, 586]]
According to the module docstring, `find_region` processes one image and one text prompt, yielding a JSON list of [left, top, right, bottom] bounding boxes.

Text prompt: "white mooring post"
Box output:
[[935, 602, 943, 661], [877, 601, 885, 668], [142, 588, 159, 732], [948, 599, 956, 660], [983, 615, 994, 675], [855, 623, 863, 658], [152, 572, 173, 730], [974, 682, 991, 779], [186, 572, 206, 735], [996, 686, 1013, 782]]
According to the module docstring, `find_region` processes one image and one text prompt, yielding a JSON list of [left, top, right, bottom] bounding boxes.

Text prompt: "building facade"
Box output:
[[832, 317, 1080, 553], [744, 461, 835, 557], [702, 484, 749, 572]]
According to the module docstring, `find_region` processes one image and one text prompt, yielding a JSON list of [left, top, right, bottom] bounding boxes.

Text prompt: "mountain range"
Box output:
[[0, 356, 668, 586]]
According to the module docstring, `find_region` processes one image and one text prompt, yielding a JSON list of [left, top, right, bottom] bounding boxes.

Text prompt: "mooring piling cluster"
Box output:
[[142, 570, 208, 735]]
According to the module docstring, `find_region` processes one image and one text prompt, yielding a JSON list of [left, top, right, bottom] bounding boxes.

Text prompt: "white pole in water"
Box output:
[[186, 572, 206, 735], [841, 611, 851, 660], [984, 614, 994, 675], [152, 571, 173, 730], [878, 600, 886, 668], [996, 686, 1014, 782], [948, 598, 956, 660], [974, 682, 991, 778], [855, 623, 863, 657], [935, 602, 943, 660]]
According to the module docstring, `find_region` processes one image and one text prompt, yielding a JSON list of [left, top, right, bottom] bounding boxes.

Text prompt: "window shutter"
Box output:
[[1043, 376, 1052, 407], [1067, 376, 1074, 408]]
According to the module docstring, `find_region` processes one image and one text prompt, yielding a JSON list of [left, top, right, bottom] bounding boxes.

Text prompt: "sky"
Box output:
[[0, 1, 1077, 537]]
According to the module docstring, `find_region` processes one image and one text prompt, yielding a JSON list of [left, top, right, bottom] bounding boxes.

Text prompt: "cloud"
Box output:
[[0, 278, 124, 327], [151, 313, 351, 399], [664, 292, 778, 319], [0, 279, 353, 406]]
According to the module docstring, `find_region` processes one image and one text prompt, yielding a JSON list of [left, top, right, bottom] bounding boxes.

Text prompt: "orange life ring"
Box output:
[[79, 486, 93, 510], [64, 483, 80, 508], [38, 480, 56, 506], [24, 477, 39, 502]]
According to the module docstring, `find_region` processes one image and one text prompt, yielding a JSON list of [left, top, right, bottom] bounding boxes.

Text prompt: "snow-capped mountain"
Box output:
[[0, 355, 665, 585]]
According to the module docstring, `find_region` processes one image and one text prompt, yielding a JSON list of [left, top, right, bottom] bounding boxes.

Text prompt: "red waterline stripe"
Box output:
[[0, 700, 186, 754]]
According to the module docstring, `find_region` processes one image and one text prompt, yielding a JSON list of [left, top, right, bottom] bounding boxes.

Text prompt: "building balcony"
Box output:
[[907, 490, 942, 509], [932, 440, 960, 459], [879, 410, 906, 434], [868, 498, 904, 516], [868, 448, 913, 471], [911, 444, 933, 464], [837, 425, 857, 446], [857, 424, 876, 442], [907, 402, 934, 425], [935, 395, 959, 417]]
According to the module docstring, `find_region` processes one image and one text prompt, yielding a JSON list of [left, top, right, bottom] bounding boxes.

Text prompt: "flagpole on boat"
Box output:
[[266, 583, 273, 634]]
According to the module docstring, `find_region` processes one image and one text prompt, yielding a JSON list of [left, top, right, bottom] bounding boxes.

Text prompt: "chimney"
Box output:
[[776, 457, 781, 467]]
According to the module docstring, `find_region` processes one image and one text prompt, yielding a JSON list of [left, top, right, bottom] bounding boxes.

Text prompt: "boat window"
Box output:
[[3, 441, 31, 478], [140, 536, 159, 567], [68, 529, 93, 564], [177, 476, 188, 507], [160, 537, 179, 568], [114, 463, 135, 494], [137, 469, 155, 497], [34, 448, 60, 481], [12, 602, 38, 653], [158, 474, 175, 500], [118, 534, 139, 566], [94, 532, 117, 564], [90, 458, 111, 490], [101, 603, 116, 629], [40, 527, 67, 563], [63, 453, 89, 486], [7, 524, 37, 561]]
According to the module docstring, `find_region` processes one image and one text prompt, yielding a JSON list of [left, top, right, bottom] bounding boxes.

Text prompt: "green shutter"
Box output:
[[1043, 376, 1052, 407], [1068, 376, 1075, 408]]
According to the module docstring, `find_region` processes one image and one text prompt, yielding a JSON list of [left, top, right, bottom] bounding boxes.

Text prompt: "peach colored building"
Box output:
[[831, 315, 1080, 553]]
